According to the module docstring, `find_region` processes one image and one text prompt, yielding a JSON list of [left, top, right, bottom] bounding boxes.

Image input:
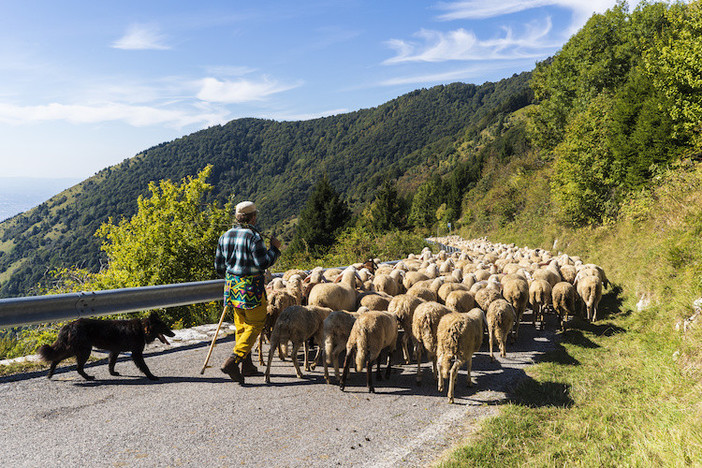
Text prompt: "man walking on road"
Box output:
[[215, 201, 281, 384]]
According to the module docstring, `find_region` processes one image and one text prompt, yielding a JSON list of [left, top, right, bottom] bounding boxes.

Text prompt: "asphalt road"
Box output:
[[0, 319, 555, 468]]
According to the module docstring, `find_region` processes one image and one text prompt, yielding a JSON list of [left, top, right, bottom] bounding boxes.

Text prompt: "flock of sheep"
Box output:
[[259, 237, 609, 403]]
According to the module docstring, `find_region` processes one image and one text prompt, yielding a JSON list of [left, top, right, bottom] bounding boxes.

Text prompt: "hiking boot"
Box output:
[[241, 354, 262, 377], [221, 354, 244, 384]]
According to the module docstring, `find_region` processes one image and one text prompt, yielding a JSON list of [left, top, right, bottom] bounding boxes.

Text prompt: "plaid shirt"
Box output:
[[214, 224, 280, 277]]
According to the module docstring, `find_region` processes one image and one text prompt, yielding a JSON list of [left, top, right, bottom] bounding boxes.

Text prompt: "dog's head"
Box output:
[[143, 311, 176, 345]]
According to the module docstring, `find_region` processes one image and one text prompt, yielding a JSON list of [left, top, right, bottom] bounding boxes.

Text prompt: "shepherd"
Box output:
[[214, 200, 282, 384]]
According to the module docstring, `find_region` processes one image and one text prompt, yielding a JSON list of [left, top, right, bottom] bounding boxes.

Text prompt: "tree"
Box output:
[[365, 178, 406, 232], [289, 176, 351, 255], [408, 176, 443, 229], [89, 166, 232, 326]]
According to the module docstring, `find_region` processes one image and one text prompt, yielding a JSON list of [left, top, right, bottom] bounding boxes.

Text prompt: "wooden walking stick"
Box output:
[[200, 305, 229, 374]]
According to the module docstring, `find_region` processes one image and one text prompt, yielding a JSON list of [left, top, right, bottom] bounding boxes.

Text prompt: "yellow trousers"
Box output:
[[231, 299, 267, 359]]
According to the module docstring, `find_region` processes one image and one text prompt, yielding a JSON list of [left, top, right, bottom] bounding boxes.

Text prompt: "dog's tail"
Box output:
[[38, 342, 70, 362]]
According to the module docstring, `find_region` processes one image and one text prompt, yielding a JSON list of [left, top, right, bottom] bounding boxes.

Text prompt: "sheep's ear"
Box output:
[[334, 274, 343, 283], [303, 275, 311, 283]]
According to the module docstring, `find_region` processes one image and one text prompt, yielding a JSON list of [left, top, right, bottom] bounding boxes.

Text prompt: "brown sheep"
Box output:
[[340, 311, 398, 393], [552, 282, 576, 330], [411, 301, 452, 385], [403, 271, 429, 291], [436, 308, 485, 404], [487, 299, 516, 360], [322, 310, 358, 384], [264, 305, 332, 383], [406, 284, 438, 302]]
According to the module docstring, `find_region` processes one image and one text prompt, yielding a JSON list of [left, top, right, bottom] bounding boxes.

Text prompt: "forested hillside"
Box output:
[[0, 73, 532, 297]]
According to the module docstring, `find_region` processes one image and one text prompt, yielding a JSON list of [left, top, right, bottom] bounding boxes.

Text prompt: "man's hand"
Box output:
[[270, 236, 282, 250]]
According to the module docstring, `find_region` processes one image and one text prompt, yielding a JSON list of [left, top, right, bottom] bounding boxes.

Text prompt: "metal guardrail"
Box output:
[[0, 280, 228, 329], [0, 261, 407, 329]]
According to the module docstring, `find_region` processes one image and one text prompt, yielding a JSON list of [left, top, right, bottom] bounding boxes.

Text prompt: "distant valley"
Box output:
[[0, 178, 81, 222]]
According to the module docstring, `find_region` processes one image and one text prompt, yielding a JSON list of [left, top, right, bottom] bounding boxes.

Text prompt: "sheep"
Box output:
[[406, 283, 438, 302], [437, 282, 469, 304], [403, 271, 429, 290], [257, 289, 298, 365], [339, 311, 398, 393], [576, 275, 603, 321], [308, 267, 361, 312], [462, 273, 476, 289], [323, 268, 343, 283], [529, 279, 552, 329], [486, 299, 516, 360], [411, 301, 452, 385], [532, 268, 560, 288], [445, 290, 476, 313], [559, 264, 577, 284], [579, 264, 610, 288], [267, 277, 286, 290], [436, 308, 485, 403], [283, 269, 308, 282], [474, 287, 502, 311], [502, 278, 529, 341], [357, 292, 392, 311], [474, 270, 491, 282], [373, 273, 401, 297], [286, 274, 305, 305], [264, 305, 332, 383], [387, 294, 424, 364], [322, 310, 358, 384], [552, 282, 576, 330]]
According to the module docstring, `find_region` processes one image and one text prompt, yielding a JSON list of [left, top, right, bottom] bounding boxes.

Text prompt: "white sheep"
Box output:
[[308, 267, 361, 311], [339, 311, 398, 393], [387, 294, 424, 364], [411, 301, 452, 385], [502, 278, 529, 341], [445, 290, 476, 313], [436, 308, 485, 403]]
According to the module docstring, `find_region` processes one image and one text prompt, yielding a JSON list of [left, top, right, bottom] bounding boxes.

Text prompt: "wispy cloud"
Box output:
[[0, 102, 227, 128], [435, 0, 628, 33], [384, 17, 554, 64], [196, 77, 301, 104], [112, 23, 171, 50]]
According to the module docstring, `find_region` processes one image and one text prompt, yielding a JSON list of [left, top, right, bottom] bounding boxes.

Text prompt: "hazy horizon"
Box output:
[[0, 177, 81, 222]]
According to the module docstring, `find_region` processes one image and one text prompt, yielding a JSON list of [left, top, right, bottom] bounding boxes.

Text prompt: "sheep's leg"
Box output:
[[401, 333, 411, 364], [257, 334, 264, 366], [532, 304, 538, 328], [415, 345, 423, 386], [448, 360, 462, 404], [385, 348, 392, 380], [310, 331, 323, 370], [265, 336, 278, 384], [466, 355, 474, 388], [489, 328, 496, 361], [376, 350, 383, 381], [323, 351, 330, 384], [366, 351, 375, 393], [291, 341, 304, 378], [592, 301, 599, 322], [303, 340, 310, 371], [499, 332, 507, 358], [339, 348, 354, 391], [431, 355, 438, 381], [437, 357, 445, 393]]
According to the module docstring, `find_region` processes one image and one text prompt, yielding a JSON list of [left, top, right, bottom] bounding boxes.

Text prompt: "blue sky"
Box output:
[[0, 0, 631, 179]]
